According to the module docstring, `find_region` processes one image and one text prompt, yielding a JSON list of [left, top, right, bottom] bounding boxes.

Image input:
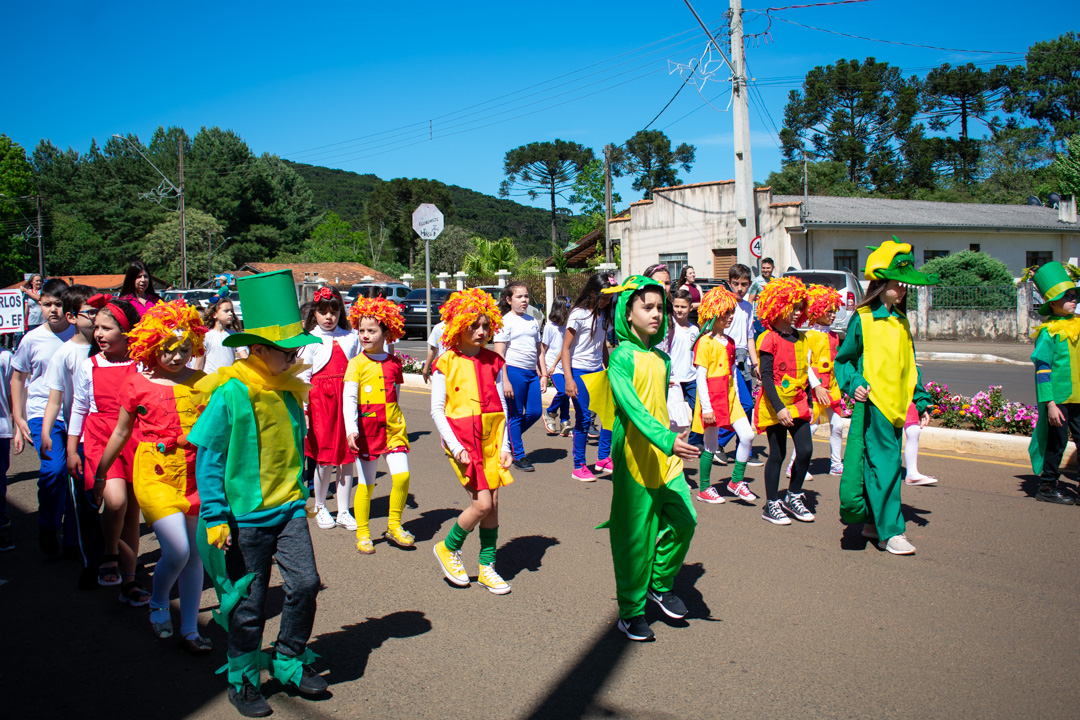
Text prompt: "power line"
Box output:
[[761, 13, 1022, 54]]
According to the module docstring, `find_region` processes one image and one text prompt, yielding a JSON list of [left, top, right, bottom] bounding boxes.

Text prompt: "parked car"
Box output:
[[160, 289, 187, 303], [472, 286, 546, 328], [693, 278, 732, 294], [182, 289, 220, 309], [781, 269, 863, 335], [400, 288, 457, 339], [344, 282, 411, 306]]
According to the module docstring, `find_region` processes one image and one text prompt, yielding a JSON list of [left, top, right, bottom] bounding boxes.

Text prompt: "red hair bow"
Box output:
[[87, 293, 132, 331], [87, 293, 113, 309], [314, 287, 333, 302]]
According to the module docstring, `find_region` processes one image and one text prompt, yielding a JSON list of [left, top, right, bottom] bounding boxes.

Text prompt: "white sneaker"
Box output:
[[315, 505, 335, 530], [543, 412, 559, 435], [713, 451, 729, 466], [336, 509, 357, 532], [829, 463, 844, 476], [879, 534, 916, 555], [904, 475, 938, 486]]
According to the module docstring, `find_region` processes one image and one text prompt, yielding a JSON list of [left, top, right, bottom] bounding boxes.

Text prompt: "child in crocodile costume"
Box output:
[[188, 269, 329, 717], [1027, 261, 1080, 505], [587, 275, 702, 642], [835, 239, 938, 556]]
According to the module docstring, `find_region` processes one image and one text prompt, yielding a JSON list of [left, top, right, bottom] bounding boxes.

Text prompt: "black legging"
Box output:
[[764, 419, 813, 501]]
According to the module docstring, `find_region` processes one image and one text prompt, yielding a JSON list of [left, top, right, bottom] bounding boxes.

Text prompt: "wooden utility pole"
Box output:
[[729, 0, 757, 267], [604, 144, 613, 264], [178, 134, 188, 289]]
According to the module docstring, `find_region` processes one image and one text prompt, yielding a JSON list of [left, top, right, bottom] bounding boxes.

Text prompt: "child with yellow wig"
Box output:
[[691, 286, 758, 505], [344, 297, 412, 554], [429, 288, 515, 594], [94, 299, 212, 650], [753, 277, 817, 526]]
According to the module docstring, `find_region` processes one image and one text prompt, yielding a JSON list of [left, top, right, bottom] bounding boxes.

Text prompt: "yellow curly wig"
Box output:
[[755, 276, 808, 327], [697, 285, 738, 322], [348, 296, 405, 343], [805, 284, 843, 323], [126, 299, 208, 365], [440, 287, 503, 348]]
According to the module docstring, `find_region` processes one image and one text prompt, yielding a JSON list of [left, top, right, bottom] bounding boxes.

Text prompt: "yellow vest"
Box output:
[[859, 306, 917, 427]]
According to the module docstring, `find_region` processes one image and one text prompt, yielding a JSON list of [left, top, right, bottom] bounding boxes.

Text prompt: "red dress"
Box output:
[[82, 355, 138, 490], [305, 341, 356, 465]]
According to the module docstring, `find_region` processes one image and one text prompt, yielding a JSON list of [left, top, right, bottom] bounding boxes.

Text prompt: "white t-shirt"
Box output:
[[728, 300, 754, 351], [202, 329, 238, 375], [0, 350, 14, 439], [668, 322, 699, 384], [12, 323, 76, 421], [542, 323, 566, 374], [493, 312, 540, 370], [566, 308, 609, 371], [427, 322, 449, 359], [44, 339, 92, 426]]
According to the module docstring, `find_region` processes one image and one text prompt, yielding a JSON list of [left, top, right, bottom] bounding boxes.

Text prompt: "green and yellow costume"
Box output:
[[835, 239, 937, 542], [587, 275, 697, 621]]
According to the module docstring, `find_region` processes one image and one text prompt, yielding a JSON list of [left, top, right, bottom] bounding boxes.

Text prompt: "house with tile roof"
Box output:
[[238, 262, 397, 287]]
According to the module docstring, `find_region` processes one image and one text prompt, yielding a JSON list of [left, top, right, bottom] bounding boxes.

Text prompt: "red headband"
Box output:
[[314, 287, 334, 302], [88, 293, 133, 332]]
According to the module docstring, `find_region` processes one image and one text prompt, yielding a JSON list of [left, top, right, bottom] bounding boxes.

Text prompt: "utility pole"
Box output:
[[729, 0, 757, 267], [35, 195, 45, 277], [604, 144, 613, 264], [178, 134, 188, 289]]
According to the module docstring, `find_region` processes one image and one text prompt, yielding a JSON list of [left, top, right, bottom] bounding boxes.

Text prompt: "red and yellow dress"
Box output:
[[435, 348, 513, 491], [754, 329, 812, 432], [690, 334, 746, 432], [118, 371, 208, 526], [806, 327, 842, 420], [343, 351, 409, 460]]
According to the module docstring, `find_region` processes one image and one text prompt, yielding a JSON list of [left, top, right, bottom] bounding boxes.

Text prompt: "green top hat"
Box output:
[[223, 269, 321, 349], [1033, 262, 1076, 316]]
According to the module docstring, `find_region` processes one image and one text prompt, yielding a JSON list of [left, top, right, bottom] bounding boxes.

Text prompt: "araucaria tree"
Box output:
[[499, 140, 594, 256], [612, 130, 695, 199]]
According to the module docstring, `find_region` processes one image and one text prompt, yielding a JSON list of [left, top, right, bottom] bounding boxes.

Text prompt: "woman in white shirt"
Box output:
[[492, 282, 547, 472]]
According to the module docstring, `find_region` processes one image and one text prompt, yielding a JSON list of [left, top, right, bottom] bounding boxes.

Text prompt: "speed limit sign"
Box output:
[[750, 236, 763, 259]]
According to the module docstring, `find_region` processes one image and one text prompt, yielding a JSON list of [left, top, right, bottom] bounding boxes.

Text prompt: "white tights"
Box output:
[[314, 464, 355, 513], [355, 451, 410, 486], [149, 512, 203, 638], [904, 424, 923, 478], [704, 416, 754, 462]]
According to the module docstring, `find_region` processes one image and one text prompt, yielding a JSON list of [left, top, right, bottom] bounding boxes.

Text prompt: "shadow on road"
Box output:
[[840, 523, 873, 551], [527, 446, 569, 465], [497, 535, 560, 581], [901, 503, 931, 527], [403, 507, 462, 542], [672, 562, 716, 621], [308, 610, 432, 685]]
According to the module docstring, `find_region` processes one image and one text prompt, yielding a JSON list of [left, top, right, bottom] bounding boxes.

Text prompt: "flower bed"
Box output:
[[395, 351, 425, 375], [924, 382, 1036, 436]]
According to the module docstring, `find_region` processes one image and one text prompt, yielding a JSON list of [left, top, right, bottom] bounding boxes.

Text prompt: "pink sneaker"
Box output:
[[695, 487, 725, 504], [572, 466, 597, 482], [594, 458, 614, 476], [727, 481, 758, 501]]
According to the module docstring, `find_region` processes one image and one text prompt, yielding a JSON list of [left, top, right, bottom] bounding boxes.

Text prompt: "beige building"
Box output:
[[610, 181, 1080, 280]]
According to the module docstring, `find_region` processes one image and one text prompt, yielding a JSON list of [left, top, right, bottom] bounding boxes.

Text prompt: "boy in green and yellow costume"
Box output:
[[835, 239, 937, 556], [585, 275, 701, 642], [188, 270, 330, 717], [1027, 261, 1080, 505]]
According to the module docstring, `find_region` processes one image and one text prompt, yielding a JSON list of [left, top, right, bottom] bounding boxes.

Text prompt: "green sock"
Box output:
[[478, 526, 498, 566], [699, 451, 714, 489], [445, 521, 471, 552], [731, 461, 747, 485]]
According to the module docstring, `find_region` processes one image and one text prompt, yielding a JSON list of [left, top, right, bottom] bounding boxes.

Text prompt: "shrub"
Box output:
[[920, 250, 1014, 287]]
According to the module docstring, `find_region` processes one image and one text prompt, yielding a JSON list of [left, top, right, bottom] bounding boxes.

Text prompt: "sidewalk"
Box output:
[[916, 339, 1032, 365]]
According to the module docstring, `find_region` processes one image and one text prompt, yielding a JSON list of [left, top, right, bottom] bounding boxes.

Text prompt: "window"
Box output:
[[969, 243, 981, 253], [711, 248, 736, 279], [833, 249, 858, 274], [1026, 251, 1053, 269], [924, 250, 949, 262], [659, 253, 688, 280]]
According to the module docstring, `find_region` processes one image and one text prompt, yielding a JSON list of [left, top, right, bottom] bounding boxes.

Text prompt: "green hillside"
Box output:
[[286, 160, 573, 259]]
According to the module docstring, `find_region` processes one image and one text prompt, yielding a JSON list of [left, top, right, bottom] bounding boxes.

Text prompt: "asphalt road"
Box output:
[[4, 386, 1078, 719]]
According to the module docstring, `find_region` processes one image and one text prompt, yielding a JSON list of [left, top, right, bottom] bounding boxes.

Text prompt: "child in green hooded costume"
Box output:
[[588, 275, 701, 642]]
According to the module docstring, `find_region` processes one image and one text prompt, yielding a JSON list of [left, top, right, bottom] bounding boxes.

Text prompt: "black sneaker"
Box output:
[[297, 666, 329, 696], [512, 457, 535, 472], [617, 615, 655, 642], [39, 527, 59, 556], [228, 679, 272, 718], [0, 529, 13, 552], [761, 499, 792, 525], [782, 491, 816, 522], [1035, 483, 1075, 505], [647, 589, 688, 619]]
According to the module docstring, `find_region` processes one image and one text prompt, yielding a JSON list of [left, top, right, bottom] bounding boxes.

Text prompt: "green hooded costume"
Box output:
[[588, 275, 698, 620], [835, 239, 937, 543]]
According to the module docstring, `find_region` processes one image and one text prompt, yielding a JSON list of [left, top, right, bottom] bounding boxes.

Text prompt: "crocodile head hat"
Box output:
[[864, 237, 940, 287]]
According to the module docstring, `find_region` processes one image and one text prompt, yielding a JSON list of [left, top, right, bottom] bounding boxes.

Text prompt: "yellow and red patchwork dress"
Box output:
[[806, 327, 842, 420], [343, 352, 409, 460], [754, 329, 812, 432], [435, 347, 513, 491], [690, 333, 746, 433], [118, 371, 208, 526]]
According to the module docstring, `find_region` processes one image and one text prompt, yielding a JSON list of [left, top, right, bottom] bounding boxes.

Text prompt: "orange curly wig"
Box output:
[[348, 296, 405, 343], [126, 299, 208, 365], [755, 276, 808, 327], [805, 284, 843, 323], [440, 287, 503, 348], [697, 285, 738, 322]]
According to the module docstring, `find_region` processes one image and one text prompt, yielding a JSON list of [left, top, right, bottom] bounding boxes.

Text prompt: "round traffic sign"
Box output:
[[750, 235, 763, 259]]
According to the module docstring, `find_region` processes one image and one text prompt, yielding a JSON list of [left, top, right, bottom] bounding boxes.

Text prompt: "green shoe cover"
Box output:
[[197, 518, 256, 630], [270, 645, 321, 688], [217, 649, 271, 692]]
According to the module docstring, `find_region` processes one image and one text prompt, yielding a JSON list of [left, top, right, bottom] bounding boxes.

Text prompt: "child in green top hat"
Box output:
[[1028, 261, 1080, 505], [186, 269, 331, 717]]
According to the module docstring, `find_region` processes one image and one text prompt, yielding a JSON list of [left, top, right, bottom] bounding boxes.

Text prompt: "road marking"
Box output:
[[401, 387, 431, 395], [811, 437, 1029, 468]]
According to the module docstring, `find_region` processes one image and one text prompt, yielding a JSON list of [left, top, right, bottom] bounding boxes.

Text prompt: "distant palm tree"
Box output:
[[462, 237, 542, 275]]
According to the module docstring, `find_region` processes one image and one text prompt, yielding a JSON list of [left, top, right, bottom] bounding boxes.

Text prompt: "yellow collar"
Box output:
[[196, 355, 311, 404], [1032, 315, 1080, 345]]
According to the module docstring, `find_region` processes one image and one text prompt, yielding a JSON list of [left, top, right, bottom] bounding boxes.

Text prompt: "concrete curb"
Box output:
[[916, 351, 1028, 366]]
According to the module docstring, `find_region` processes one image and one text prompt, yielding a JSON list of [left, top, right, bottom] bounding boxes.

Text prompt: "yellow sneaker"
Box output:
[[477, 564, 511, 595], [383, 526, 415, 548], [355, 534, 375, 554], [433, 541, 470, 586]]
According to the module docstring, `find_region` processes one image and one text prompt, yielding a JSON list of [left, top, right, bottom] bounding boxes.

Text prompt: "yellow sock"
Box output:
[[353, 483, 373, 538], [387, 471, 410, 531]]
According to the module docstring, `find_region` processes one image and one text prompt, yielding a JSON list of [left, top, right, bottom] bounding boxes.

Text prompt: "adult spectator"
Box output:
[[748, 258, 774, 301], [117, 260, 161, 318], [675, 265, 702, 322], [21, 274, 44, 333]]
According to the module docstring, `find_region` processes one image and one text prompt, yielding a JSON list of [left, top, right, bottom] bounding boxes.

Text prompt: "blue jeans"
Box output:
[[506, 365, 543, 460], [571, 368, 612, 469], [716, 370, 754, 451], [680, 380, 704, 447], [547, 372, 570, 422], [29, 416, 72, 536]]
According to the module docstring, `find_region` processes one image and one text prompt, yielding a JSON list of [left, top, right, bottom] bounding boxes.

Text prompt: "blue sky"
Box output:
[[2, 1, 1063, 212]]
